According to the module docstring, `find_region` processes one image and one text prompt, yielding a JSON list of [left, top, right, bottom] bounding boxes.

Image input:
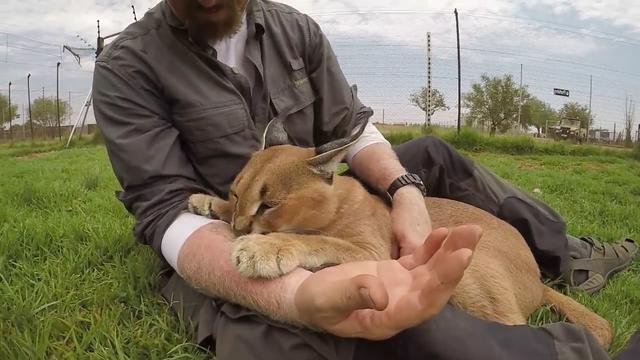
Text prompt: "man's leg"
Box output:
[[161, 271, 357, 360], [164, 270, 610, 360], [393, 136, 637, 285], [616, 330, 640, 360], [354, 304, 611, 360]]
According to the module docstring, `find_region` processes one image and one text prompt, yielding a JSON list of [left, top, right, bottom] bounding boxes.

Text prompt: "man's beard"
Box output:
[[183, 0, 245, 45]]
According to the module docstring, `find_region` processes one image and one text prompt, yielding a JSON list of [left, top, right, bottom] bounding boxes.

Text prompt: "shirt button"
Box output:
[[231, 67, 240, 74]]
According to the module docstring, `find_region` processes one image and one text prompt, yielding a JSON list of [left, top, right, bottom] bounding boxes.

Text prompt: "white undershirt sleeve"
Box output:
[[161, 212, 225, 270], [345, 122, 390, 164]]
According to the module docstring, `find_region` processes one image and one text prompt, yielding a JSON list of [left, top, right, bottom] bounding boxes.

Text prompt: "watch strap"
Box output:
[[387, 173, 427, 199]]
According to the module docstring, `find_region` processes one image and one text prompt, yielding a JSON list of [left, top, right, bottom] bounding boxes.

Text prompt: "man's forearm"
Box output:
[[176, 222, 310, 325], [348, 142, 432, 256], [347, 142, 409, 194]]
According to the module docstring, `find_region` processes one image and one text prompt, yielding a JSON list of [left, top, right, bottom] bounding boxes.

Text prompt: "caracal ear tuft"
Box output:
[[306, 144, 352, 184]]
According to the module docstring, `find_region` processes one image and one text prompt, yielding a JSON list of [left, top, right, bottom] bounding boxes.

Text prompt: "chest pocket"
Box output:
[[270, 57, 317, 147], [173, 101, 257, 158]]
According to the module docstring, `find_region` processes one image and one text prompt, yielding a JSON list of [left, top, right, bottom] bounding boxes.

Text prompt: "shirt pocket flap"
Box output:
[[174, 103, 249, 143], [289, 56, 305, 71], [271, 77, 316, 117]]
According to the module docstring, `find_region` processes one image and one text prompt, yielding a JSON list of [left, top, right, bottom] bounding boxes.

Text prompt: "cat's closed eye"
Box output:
[[257, 202, 275, 215]]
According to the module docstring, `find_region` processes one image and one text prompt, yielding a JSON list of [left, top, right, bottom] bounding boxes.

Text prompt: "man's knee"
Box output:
[[395, 135, 472, 177], [401, 135, 451, 154]]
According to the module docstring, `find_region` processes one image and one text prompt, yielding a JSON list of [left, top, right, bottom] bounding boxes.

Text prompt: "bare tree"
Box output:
[[625, 96, 635, 147]]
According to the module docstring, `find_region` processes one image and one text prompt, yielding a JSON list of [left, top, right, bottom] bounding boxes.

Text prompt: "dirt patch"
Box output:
[[517, 159, 543, 170], [581, 163, 612, 172], [15, 151, 58, 160]]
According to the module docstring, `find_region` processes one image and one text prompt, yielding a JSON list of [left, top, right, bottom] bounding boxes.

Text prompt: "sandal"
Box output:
[[564, 236, 638, 294]]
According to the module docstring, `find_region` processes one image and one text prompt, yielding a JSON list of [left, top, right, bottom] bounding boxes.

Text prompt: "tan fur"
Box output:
[[189, 145, 612, 347]]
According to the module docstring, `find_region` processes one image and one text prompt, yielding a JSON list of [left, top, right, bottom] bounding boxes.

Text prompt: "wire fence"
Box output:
[[1, 7, 639, 144]]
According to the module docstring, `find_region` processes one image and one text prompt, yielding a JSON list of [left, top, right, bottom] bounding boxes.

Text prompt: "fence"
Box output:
[[1, 7, 639, 145], [0, 124, 97, 143], [311, 9, 640, 144]]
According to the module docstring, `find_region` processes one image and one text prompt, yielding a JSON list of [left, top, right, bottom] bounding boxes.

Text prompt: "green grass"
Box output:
[[380, 125, 635, 159], [1, 141, 639, 358]]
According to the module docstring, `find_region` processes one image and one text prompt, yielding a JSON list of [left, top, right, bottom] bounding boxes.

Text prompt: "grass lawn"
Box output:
[[1, 142, 639, 358]]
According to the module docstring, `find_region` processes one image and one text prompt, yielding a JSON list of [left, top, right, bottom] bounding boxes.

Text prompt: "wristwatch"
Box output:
[[386, 173, 428, 201]]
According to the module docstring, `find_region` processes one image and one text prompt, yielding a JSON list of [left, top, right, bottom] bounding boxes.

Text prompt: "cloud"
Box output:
[[1, 0, 638, 128], [528, 0, 640, 33]]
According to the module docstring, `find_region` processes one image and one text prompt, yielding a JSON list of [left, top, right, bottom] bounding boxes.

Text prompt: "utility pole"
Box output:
[[545, 118, 549, 138], [22, 104, 25, 139], [382, 109, 385, 124], [517, 64, 523, 130], [587, 75, 592, 143], [613, 123, 617, 144], [426, 32, 432, 127], [57, 62, 61, 141], [8, 81, 12, 142], [27, 73, 33, 141], [42, 86, 46, 138], [454, 8, 461, 134]]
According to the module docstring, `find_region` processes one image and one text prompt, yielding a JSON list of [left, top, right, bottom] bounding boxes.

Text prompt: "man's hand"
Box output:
[[293, 225, 481, 340], [391, 186, 433, 257]]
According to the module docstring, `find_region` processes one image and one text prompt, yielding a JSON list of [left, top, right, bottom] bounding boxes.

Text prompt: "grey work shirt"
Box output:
[[93, 0, 373, 259]]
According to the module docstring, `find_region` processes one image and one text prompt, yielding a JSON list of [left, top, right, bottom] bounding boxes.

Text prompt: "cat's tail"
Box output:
[[542, 285, 612, 348]]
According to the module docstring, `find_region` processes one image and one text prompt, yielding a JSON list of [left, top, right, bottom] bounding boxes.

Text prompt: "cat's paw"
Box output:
[[188, 193, 219, 218], [232, 234, 300, 278]]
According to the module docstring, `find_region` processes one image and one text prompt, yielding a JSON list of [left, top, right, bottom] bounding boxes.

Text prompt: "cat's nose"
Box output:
[[232, 216, 252, 236]]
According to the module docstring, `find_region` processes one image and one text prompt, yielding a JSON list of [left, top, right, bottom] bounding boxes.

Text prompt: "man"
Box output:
[[93, 0, 638, 359]]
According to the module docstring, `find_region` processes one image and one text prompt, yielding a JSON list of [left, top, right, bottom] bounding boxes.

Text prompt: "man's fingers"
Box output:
[[418, 248, 474, 311], [398, 227, 449, 270], [442, 224, 482, 253]]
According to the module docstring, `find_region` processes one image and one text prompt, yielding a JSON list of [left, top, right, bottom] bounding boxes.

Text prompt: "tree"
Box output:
[[624, 97, 635, 147], [31, 96, 71, 128], [463, 74, 528, 135], [558, 102, 592, 129], [0, 94, 18, 127], [521, 97, 557, 136], [409, 88, 449, 121]]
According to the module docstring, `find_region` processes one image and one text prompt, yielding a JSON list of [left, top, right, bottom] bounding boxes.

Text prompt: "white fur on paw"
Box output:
[[232, 234, 300, 278], [188, 194, 216, 217]]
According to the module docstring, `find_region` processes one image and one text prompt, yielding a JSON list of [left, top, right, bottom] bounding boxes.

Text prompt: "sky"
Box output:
[[1, 0, 639, 134]]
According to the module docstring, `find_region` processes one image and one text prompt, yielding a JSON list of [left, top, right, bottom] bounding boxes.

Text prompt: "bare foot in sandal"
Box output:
[[564, 235, 638, 294]]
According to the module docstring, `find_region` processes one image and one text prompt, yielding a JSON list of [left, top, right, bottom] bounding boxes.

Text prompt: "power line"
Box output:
[[314, 9, 640, 47], [6, 44, 61, 58], [462, 12, 640, 48], [0, 31, 60, 48]]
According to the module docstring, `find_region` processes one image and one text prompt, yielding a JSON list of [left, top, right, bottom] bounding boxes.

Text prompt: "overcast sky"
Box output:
[[1, 0, 639, 131]]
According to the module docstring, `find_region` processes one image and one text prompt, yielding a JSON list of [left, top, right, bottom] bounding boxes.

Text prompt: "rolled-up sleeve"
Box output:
[[304, 16, 374, 146], [93, 57, 209, 259]]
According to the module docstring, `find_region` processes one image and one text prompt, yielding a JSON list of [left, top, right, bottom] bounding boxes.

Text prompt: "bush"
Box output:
[[442, 127, 486, 152], [380, 126, 634, 159], [91, 128, 105, 144], [633, 143, 640, 161]]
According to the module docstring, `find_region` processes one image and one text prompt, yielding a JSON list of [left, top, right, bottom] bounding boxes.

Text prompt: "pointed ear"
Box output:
[[261, 116, 290, 150], [306, 144, 351, 184]]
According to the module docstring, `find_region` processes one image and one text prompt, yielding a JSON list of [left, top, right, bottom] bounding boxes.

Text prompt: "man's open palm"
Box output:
[[294, 225, 482, 340]]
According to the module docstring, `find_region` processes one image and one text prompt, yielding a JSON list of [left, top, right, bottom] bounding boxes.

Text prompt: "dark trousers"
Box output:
[[162, 135, 630, 360]]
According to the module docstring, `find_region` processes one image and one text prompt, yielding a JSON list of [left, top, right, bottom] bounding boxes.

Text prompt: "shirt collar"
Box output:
[[163, 0, 265, 38]]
